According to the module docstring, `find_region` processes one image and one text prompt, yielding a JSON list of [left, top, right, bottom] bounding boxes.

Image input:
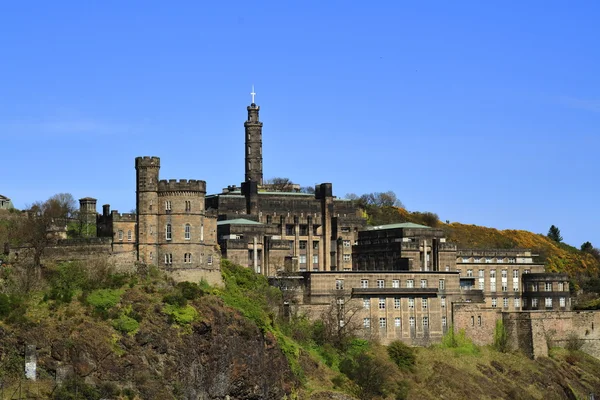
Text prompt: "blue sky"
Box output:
[[1, 1, 598, 248]]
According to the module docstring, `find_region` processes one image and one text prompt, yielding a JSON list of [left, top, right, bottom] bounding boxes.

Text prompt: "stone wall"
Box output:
[[452, 303, 502, 346]]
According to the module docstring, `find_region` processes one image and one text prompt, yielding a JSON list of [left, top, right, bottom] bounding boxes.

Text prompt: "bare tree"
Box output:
[[264, 177, 295, 192], [317, 289, 364, 350]]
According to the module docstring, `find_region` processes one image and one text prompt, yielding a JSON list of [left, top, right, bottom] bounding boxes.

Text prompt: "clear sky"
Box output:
[[1, 1, 598, 248]]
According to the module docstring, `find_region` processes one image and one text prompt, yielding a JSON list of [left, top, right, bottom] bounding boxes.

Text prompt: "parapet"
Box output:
[[110, 210, 137, 222], [135, 156, 161, 168], [158, 179, 206, 193]]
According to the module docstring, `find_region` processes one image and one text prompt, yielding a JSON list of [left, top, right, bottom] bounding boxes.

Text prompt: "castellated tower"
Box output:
[[136, 156, 160, 264], [135, 156, 220, 279], [244, 102, 263, 185]]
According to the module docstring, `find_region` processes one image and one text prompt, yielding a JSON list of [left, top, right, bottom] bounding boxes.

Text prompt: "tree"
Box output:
[[12, 193, 77, 290], [315, 289, 364, 350], [547, 225, 563, 243], [299, 186, 315, 194], [264, 177, 295, 192], [581, 241, 594, 253]]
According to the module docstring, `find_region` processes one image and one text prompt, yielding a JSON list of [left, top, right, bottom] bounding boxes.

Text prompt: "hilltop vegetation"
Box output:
[[348, 191, 600, 293]]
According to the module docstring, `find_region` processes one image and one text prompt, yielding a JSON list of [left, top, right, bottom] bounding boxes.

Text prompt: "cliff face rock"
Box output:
[[3, 291, 295, 399]]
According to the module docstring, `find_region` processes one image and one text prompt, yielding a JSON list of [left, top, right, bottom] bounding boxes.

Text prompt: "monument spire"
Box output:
[[251, 85, 256, 104]]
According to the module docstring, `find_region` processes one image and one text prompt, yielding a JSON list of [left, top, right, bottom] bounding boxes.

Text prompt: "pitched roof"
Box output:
[[366, 222, 431, 230], [216, 218, 264, 226], [0, 194, 10, 201]]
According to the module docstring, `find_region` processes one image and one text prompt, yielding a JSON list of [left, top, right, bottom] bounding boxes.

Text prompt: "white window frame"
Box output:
[[185, 224, 191, 240], [166, 224, 172, 241]]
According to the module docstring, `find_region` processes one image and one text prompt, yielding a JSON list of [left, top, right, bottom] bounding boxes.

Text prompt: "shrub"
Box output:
[[565, 332, 584, 352], [177, 281, 204, 300], [441, 326, 479, 355], [493, 320, 509, 353], [163, 304, 198, 325], [112, 314, 140, 335], [163, 293, 187, 307], [86, 289, 122, 311], [52, 378, 101, 400], [47, 262, 90, 303], [387, 340, 416, 371], [0, 293, 10, 317]]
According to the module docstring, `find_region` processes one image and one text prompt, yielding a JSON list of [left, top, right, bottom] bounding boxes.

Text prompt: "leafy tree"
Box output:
[[492, 320, 509, 353], [547, 225, 563, 243]]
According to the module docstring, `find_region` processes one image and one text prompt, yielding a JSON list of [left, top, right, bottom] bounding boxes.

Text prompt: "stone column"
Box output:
[[307, 216, 313, 271]]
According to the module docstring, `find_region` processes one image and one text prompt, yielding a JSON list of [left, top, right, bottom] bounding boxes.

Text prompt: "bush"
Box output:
[[163, 304, 198, 325], [177, 281, 204, 300], [387, 340, 416, 371], [86, 289, 122, 311], [441, 326, 479, 355], [163, 292, 187, 307], [565, 332, 584, 352], [52, 378, 101, 400], [112, 314, 140, 335], [493, 320, 509, 353], [47, 262, 90, 303]]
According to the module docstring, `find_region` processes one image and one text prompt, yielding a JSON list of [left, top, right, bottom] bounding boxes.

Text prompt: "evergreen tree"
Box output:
[[581, 241, 594, 253], [547, 225, 563, 243]]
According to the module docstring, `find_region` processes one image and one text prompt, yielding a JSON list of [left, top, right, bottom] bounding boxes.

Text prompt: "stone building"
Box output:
[[206, 99, 366, 275], [0, 194, 13, 210]]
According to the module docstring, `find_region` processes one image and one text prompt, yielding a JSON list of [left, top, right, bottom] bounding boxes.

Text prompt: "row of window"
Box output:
[[162, 200, 193, 212], [460, 257, 518, 263], [527, 282, 567, 292], [162, 253, 213, 265], [165, 224, 204, 241], [364, 316, 444, 329], [363, 296, 446, 310], [117, 230, 133, 241], [338, 278, 444, 290], [488, 297, 567, 308]]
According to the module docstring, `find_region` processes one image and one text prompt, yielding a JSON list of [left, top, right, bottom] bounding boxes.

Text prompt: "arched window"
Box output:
[[185, 224, 191, 240], [118, 230, 123, 241], [166, 224, 172, 240]]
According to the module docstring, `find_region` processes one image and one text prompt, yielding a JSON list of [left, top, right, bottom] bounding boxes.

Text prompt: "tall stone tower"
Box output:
[[244, 101, 263, 185], [135, 156, 160, 264]]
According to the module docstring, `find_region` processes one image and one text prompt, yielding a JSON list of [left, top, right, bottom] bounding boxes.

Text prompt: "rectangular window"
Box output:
[[423, 317, 429, 327], [286, 225, 295, 235], [479, 269, 484, 277], [363, 298, 370, 309], [532, 298, 539, 308], [422, 298, 428, 309], [185, 224, 191, 240], [420, 279, 427, 288], [343, 254, 351, 262], [313, 241, 319, 250], [545, 282, 553, 292], [363, 318, 370, 328], [479, 280, 485, 290], [166, 224, 172, 241], [392, 279, 400, 288], [361, 279, 369, 288], [406, 279, 414, 288], [313, 255, 319, 265], [503, 298, 508, 308], [165, 201, 171, 211], [514, 298, 521, 308], [502, 283, 508, 292], [185, 200, 191, 212], [558, 282, 564, 292], [395, 317, 401, 327], [441, 296, 446, 308], [442, 316, 447, 327], [439, 279, 445, 290], [127, 230, 132, 241], [394, 297, 400, 309], [478, 316, 482, 326], [545, 297, 553, 308], [299, 225, 308, 236], [559, 297, 566, 307], [490, 270, 496, 279], [467, 269, 473, 277], [379, 318, 387, 328], [513, 270, 519, 279], [491, 298, 497, 308], [207, 255, 213, 265], [118, 230, 123, 241], [299, 241, 307, 249], [379, 298, 386, 309], [502, 269, 508, 278], [164, 253, 172, 265], [408, 298, 414, 309], [335, 279, 344, 290], [299, 255, 307, 264], [377, 279, 385, 288], [409, 317, 415, 327], [343, 240, 351, 247]]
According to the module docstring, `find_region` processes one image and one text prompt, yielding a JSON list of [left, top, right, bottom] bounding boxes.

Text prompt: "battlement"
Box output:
[[135, 156, 160, 168], [158, 179, 206, 193], [110, 210, 137, 222]]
